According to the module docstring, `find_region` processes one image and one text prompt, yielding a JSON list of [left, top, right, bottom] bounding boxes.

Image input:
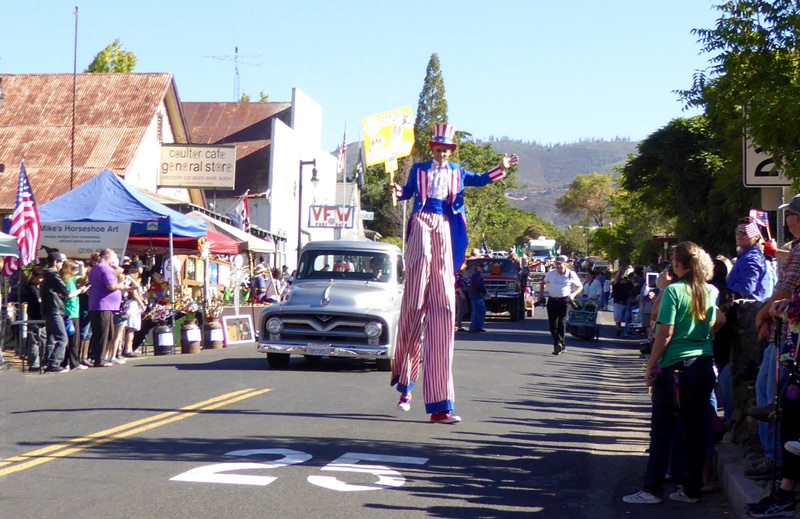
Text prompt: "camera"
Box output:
[[639, 339, 653, 355]]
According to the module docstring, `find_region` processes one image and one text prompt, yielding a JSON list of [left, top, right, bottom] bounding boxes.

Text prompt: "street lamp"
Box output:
[[297, 159, 318, 267]]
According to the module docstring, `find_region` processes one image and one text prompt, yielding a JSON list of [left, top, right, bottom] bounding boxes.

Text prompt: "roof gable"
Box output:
[[0, 73, 176, 209]]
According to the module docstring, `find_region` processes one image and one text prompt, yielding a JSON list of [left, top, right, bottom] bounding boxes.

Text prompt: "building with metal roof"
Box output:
[[183, 88, 337, 268], [0, 73, 204, 210]]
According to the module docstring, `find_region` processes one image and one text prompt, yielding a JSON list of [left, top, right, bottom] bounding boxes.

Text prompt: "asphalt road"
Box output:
[[0, 310, 731, 519]]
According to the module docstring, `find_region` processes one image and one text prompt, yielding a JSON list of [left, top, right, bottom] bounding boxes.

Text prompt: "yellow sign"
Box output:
[[362, 107, 415, 166]]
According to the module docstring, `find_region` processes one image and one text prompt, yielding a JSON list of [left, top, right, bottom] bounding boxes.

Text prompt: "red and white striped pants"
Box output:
[[391, 211, 456, 413]]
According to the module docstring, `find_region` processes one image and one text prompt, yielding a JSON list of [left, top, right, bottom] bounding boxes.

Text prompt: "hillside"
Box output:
[[338, 138, 639, 228], [486, 138, 638, 227]]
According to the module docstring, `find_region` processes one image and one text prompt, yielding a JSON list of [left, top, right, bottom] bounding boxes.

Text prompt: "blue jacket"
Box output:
[[397, 160, 505, 270], [726, 244, 774, 301]]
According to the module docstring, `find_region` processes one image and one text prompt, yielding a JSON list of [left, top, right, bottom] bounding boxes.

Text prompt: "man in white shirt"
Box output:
[[539, 255, 583, 355]]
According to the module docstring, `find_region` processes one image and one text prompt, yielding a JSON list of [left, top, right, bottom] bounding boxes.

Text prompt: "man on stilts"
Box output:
[[390, 123, 518, 424]]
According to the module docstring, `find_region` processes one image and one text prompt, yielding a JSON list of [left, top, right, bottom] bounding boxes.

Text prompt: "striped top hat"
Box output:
[[429, 123, 457, 150]]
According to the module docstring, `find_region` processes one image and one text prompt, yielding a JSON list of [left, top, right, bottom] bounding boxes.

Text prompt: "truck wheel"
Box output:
[[266, 352, 290, 369], [375, 358, 392, 372], [509, 302, 521, 321]]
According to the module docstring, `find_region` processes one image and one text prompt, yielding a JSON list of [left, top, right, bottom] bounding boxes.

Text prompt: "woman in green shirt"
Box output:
[[624, 241, 724, 505], [60, 259, 86, 370]]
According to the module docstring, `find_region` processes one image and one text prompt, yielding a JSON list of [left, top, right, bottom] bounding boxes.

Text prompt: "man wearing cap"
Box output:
[[539, 255, 583, 355], [389, 123, 518, 424], [468, 262, 488, 333], [252, 264, 269, 303], [41, 252, 89, 373], [727, 217, 773, 301]]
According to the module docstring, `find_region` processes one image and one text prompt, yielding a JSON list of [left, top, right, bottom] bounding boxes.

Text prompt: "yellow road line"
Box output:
[[0, 388, 271, 477]]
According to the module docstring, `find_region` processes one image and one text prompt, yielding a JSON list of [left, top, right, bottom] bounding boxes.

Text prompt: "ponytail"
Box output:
[[673, 241, 713, 321]]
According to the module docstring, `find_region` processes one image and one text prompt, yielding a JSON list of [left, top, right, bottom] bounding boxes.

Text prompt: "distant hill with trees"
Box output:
[[482, 138, 638, 227], [339, 137, 638, 229]]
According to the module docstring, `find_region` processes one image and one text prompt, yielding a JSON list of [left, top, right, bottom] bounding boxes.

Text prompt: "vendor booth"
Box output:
[[38, 170, 212, 353]]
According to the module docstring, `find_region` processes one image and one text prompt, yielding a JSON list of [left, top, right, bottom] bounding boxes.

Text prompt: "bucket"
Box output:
[[181, 320, 202, 354], [153, 325, 174, 355], [204, 320, 224, 349]]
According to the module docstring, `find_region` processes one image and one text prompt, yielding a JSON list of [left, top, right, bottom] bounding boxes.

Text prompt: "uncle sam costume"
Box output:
[[390, 124, 508, 423]]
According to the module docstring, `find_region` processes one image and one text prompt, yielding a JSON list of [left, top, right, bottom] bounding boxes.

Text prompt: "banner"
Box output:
[[362, 107, 415, 166], [159, 144, 236, 190], [40, 222, 131, 259], [309, 206, 355, 228]]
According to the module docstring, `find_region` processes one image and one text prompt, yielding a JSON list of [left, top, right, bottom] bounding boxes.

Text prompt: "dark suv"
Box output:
[[463, 258, 527, 321]]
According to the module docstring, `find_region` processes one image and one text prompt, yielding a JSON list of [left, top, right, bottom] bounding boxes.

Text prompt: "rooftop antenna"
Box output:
[[203, 47, 262, 101]]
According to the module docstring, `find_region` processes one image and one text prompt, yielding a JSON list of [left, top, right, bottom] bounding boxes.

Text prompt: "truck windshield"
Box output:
[[464, 259, 517, 275], [297, 250, 394, 282]]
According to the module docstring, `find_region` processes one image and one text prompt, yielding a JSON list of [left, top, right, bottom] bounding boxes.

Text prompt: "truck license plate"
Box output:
[[307, 343, 331, 356]]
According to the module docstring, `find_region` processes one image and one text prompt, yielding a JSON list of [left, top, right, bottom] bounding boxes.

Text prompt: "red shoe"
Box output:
[[430, 411, 461, 424], [397, 393, 412, 412]]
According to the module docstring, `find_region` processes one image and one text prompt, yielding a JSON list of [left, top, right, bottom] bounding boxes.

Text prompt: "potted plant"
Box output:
[[143, 303, 177, 355], [203, 293, 225, 349]]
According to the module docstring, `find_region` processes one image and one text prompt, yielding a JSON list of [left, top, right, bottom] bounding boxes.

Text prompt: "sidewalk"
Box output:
[[595, 308, 770, 518]]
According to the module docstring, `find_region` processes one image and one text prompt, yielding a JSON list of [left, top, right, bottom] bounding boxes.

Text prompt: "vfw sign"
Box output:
[[309, 206, 354, 228]]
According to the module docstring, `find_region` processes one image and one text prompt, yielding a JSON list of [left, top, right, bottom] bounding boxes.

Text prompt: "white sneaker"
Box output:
[[668, 489, 699, 503], [397, 393, 412, 412], [622, 490, 662, 504], [111, 357, 126, 365], [73, 364, 89, 371], [786, 440, 800, 457]]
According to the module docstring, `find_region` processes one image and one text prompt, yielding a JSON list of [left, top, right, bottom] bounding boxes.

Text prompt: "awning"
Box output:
[[187, 211, 275, 254], [125, 231, 238, 256]]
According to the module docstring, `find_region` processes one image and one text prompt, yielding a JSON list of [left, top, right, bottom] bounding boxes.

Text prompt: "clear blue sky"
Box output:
[[1, 0, 721, 152]]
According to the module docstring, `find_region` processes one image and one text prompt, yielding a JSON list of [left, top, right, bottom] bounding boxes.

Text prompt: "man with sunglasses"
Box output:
[[727, 217, 774, 302]]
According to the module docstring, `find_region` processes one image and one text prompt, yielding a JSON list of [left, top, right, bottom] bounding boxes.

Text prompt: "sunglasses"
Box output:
[[735, 228, 748, 236]]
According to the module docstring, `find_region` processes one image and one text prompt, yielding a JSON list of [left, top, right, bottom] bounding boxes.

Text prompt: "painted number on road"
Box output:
[[170, 449, 428, 492]]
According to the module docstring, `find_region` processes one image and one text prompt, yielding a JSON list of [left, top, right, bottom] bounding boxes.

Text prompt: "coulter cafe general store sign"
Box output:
[[159, 144, 236, 190]]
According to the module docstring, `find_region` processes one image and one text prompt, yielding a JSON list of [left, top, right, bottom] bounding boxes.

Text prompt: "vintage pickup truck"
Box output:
[[257, 241, 403, 370]]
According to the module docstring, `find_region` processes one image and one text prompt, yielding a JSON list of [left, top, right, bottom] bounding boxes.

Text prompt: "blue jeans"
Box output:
[[644, 356, 715, 499], [756, 342, 783, 464], [44, 313, 68, 370], [469, 298, 486, 332]]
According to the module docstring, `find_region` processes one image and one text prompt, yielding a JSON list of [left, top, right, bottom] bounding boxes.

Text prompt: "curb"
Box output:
[[716, 442, 769, 519]]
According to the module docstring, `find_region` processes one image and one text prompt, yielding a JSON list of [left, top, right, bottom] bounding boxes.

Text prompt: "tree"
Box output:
[[681, 1, 800, 182], [85, 39, 137, 73], [413, 53, 448, 162], [239, 92, 251, 103], [555, 172, 614, 227], [619, 116, 756, 253], [259, 91, 269, 102]]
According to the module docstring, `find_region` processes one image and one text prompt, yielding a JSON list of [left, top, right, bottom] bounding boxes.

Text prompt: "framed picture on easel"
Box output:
[[222, 314, 254, 344]]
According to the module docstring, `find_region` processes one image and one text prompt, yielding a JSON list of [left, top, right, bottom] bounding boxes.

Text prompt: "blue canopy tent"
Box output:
[[38, 169, 207, 308], [38, 169, 206, 237]]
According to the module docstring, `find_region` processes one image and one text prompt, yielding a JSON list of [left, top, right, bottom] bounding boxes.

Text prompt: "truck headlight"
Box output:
[[364, 321, 383, 338], [507, 281, 516, 291], [266, 317, 283, 334]]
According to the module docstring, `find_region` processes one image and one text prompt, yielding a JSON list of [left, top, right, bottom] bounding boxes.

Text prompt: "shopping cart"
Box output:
[[567, 298, 600, 341]]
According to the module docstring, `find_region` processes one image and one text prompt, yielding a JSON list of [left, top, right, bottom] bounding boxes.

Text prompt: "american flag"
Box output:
[[743, 221, 761, 239], [3, 161, 40, 276], [749, 209, 770, 228], [226, 191, 250, 232], [336, 125, 347, 175]]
